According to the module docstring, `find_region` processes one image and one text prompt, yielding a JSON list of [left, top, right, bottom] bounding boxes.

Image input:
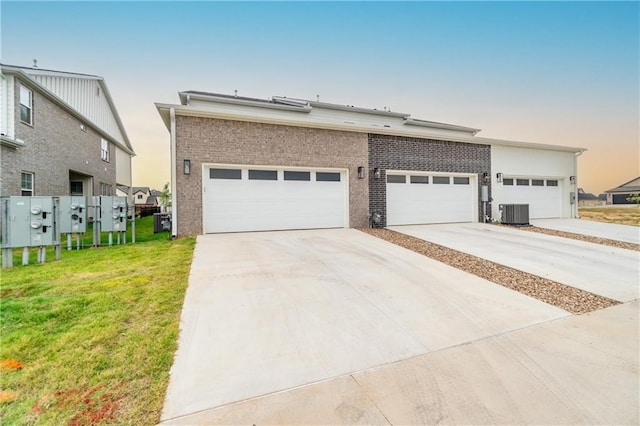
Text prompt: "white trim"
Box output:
[[170, 108, 177, 237]]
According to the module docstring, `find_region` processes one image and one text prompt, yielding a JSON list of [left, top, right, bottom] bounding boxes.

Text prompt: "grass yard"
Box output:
[[0, 216, 195, 425], [579, 206, 640, 226]]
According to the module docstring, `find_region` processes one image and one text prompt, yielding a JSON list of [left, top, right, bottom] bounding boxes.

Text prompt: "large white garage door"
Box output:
[[501, 177, 561, 218], [386, 172, 477, 225], [203, 166, 347, 233]]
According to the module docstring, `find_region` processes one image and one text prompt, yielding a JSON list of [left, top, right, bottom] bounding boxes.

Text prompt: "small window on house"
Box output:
[[410, 176, 429, 184], [387, 175, 406, 183], [137, 194, 143, 200], [432, 176, 450, 184], [517, 179, 530, 186], [503, 178, 514, 185], [532, 179, 544, 186], [249, 170, 277, 180], [547, 180, 558, 187], [101, 139, 110, 162], [21, 172, 34, 196], [20, 85, 33, 125], [284, 171, 311, 181], [100, 183, 113, 195], [210, 168, 241, 179], [70, 181, 83, 195], [316, 172, 341, 182], [453, 177, 470, 185]]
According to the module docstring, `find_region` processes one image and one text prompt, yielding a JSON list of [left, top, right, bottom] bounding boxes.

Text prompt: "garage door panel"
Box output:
[[204, 167, 346, 233], [502, 181, 561, 219]]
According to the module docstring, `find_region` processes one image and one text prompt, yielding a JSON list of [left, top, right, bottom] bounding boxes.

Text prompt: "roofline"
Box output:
[[0, 63, 101, 79], [155, 103, 585, 153], [604, 176, 640, 193], [3, 67, 135, 155]]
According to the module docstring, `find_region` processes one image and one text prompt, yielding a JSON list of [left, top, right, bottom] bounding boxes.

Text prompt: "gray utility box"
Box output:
[[59, 196, 88, 234], [100, 196, 127, 232], [1, 196, 60, 247]]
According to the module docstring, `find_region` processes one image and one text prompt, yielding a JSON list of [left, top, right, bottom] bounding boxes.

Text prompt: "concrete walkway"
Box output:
[[391, 223, 640, 302], [164, 301, 639, 425], [531, 218, 640, 244], [160, 229, 569, 422]]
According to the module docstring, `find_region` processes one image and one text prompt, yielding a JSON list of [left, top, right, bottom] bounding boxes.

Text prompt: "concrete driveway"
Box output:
[[391, 223, 640, 302], [531, 218, 640, 244], [160, 229, 569, 423]]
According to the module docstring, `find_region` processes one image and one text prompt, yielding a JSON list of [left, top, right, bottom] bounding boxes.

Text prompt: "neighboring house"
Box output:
[[156, 91, 583, 237], [577, 188, 606, 207], [604, 177, 640, 205], [0, 63, 134, 197]]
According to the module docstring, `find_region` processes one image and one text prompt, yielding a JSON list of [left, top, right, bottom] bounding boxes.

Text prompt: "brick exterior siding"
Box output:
[[368, 134, 491, 227], [0, 77, 115, 197], [175, 116, 369, 236]]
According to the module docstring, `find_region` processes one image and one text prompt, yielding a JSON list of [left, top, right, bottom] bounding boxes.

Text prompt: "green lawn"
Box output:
[[0, 216, 195, 425]]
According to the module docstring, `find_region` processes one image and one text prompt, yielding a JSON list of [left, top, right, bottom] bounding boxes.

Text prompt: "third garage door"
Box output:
[[386, 172, 477, 225]]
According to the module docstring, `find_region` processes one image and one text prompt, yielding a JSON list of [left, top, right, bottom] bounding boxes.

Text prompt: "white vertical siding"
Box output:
[[0, 74, 15, 139], [115, 146, 132, 186], [28, 74, 126, 147]]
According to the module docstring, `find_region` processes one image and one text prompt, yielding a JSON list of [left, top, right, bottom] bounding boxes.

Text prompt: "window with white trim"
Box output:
[[20, 85, 33, 125], [101, 139, 110, 162], [21, 172, 34, 196]]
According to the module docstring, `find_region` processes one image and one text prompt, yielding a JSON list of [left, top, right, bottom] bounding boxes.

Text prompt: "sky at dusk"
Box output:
[[1, 1, 638, 194]]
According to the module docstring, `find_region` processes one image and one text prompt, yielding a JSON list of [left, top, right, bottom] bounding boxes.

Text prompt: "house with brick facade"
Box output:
[[156, 91, 583, 237], [0, 63, 134, 198]]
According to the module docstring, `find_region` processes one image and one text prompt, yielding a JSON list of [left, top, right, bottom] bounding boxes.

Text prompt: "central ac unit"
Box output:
[[500, 204, 530, 225]]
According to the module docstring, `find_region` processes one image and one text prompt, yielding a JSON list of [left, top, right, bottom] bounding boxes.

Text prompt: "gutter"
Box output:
[[573, 149, 586, 218], [170, 107, 177, 237]]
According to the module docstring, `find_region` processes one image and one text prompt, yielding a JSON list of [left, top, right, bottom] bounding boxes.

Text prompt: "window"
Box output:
[[70, 181, 83, 195], [100, 182, 113, 195], [249, 170, 277, 180], [20, 85, 33, 125], [316, 172, 341, 182], [432, 176, 450, 184], [547, 180, 558, 187], [210, 168, 241, 179], [532, 179, 544, 186], [101, 139, 110, 162], [503, 178, 514, 185], [137, 194, 143, 200], [516, 179, 529, 186], [387, 175, 406, 183], [21, 172, 33, 196], [284, 171, 310, 181], [453, 177, 470, 185], [410, 176, 429, 184]]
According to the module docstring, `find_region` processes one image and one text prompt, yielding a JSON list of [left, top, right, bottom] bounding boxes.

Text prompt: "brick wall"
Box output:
[[1, 77, 115, 196], [368, 134, 491, 226], [175, 116, 369, 236]]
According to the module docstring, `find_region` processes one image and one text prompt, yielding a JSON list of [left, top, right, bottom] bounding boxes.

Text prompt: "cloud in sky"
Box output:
[[2, 1, 638, 194]]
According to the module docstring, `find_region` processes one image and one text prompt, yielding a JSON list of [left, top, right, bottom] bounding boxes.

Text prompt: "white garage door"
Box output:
[[203, 166, 347, 233], [501, 177, 561, 218], [386, 172, 477, 225]]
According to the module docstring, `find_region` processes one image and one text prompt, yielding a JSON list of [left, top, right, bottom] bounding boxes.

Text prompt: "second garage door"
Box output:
[[386, 172, 477, 225], [203, 166, 347, 233], [501, 177, 561, 218]]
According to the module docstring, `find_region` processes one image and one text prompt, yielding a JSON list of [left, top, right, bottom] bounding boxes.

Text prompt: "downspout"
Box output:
[[170, 107, 177, 237], [574, 149, 586, 218]]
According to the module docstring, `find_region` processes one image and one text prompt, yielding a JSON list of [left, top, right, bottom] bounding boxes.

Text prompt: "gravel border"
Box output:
[[360, 228, 620, 315], [507, 225, 640, 252]]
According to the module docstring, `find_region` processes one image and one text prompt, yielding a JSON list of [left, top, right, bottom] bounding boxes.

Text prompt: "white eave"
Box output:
[[0, 135, 24, 148]]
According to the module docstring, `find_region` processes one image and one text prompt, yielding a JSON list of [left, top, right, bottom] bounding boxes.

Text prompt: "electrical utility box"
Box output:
[[100, 196, 127, 232], [29, 196, 60, 246], [59, 196, 88, 234], [1, 196, 31, 248]]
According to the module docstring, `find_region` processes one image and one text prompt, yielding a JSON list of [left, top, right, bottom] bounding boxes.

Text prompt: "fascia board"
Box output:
[[12, 70, 135, 156], [164, 104, 585, 153], [309, 100, 408, 118], [97, 79, 135, 153], [181, 92, 312, 112], [404, 117, 481, 135]]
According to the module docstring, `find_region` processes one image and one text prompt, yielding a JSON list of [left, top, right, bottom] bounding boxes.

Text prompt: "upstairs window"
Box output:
[[101, 139, 110, 162], [20, 85, 33, 125], [21, 172, 34, 196]]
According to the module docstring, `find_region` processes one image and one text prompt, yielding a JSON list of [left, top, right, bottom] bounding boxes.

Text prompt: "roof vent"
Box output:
[[32, 59, 38, 69]]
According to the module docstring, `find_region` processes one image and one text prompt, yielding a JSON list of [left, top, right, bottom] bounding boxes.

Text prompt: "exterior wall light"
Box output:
[[570, 176, 576, 184], [183, 159, 191, 175], [482, 172, 489, 184], [357, 166, 365, 179], [496, 172, 503, 183], [373, 168, 381, 179]]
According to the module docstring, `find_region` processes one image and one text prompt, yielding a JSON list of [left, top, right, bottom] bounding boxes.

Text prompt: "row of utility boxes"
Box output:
[[1, 195, 128, 249]]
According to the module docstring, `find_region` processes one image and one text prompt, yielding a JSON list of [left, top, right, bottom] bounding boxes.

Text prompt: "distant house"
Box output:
[[0, 63, 134, 197], [604, 177, 640, 205], [116, 186, 160, 215], [577, 188, 606, 207]]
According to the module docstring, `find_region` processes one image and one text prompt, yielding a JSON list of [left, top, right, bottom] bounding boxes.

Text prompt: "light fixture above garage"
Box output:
[[183, 159, 191, 175], [357, 166, 365, 179], [373, 168, 381, 179], [482, 172, 489, 184], [496, 172, 503, 183], [570, 176, 576, 184]]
